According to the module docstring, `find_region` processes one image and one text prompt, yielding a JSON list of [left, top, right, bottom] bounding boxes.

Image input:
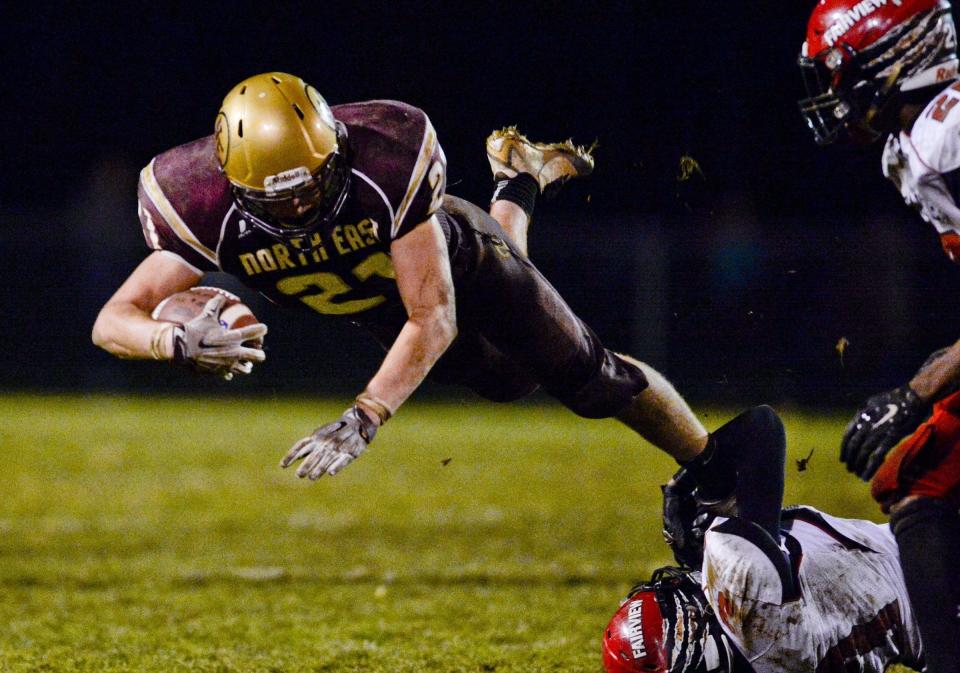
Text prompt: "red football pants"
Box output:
[[872, 390, 960, 512]]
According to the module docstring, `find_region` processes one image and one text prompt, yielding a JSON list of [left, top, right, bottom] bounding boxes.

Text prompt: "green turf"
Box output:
[[0, 395, 907, 672]]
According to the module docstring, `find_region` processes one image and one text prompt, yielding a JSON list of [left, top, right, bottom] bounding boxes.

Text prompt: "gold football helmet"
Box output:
[[216, 72, 350, 238]]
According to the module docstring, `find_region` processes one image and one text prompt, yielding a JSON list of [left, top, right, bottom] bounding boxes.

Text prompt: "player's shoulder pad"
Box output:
[[138, 135, 230, 270], [333, 100, 445, 239], [143, 135, 231, 226], [333, 100, 434, 156], [703, 517, 798, 605], [782, 505, 881, 554], [909, 85, 960, 174]]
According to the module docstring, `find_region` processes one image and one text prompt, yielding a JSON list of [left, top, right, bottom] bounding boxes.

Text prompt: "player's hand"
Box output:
[[172, 295, 267, 379], [840, 385, 929, 480], [662, 465, 741, 569], [662, 469, 703, 569], [280, 406, 378, 480]]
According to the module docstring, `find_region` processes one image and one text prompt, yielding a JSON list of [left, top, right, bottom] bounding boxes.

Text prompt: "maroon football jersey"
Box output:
[[137, 100, 447, 316]]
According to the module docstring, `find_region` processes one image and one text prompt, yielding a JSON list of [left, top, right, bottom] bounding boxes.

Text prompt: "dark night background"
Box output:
[[5, 1, 960, 408]]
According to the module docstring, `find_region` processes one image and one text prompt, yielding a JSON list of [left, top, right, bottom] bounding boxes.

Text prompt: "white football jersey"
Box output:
[[883, 80, 960, 238], [700, 507, 922, 673]]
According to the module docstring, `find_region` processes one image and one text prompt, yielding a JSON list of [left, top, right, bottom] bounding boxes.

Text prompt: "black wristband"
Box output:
[[490, 173, 539, 217]]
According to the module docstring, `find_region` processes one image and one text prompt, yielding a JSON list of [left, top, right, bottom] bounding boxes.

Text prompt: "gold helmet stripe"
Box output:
[[392, 116, 437, 238], [140, 160, 218, 266]]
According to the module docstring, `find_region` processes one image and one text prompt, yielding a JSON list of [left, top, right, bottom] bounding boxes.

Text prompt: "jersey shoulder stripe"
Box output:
[[140, 159, 218, 266], [214, 203, 237, 262], [352, 168, 396, 235], [710, 517, 799, 602], [393, 113, 437, 237], [781, 506, 877, 553]]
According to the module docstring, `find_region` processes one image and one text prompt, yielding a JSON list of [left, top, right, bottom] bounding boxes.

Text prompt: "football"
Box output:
[[151, 286, 263, 347]]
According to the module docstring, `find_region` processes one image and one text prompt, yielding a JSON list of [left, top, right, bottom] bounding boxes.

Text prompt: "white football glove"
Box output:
[[172, 295, 267, 379], [280, 406, 378, 480]]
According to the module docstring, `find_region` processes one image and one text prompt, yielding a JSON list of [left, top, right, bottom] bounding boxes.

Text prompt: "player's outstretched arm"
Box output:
[[362, 215, 459, 413], [281, 215, 458, 480], [92, 251, 202, 359]]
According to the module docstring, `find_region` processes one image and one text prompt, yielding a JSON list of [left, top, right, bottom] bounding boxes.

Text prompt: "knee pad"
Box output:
[[712, 405, 784, 448], [551, 351, 648, 419]]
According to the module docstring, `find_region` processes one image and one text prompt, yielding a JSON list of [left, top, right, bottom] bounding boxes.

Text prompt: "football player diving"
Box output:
[[798, 1, 960, 669], [603, 406, 925, 673], [92, 72, 714, 483]]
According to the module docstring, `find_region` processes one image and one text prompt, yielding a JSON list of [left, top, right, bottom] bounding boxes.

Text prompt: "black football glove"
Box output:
[[662, 469, 704, 569], [662, 468, 737, 569], [840, 385, 930, 481], [280, 406, 378, 480]]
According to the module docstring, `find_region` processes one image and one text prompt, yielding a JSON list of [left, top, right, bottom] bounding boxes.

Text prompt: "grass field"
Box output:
[[0, 395, 902, 672]]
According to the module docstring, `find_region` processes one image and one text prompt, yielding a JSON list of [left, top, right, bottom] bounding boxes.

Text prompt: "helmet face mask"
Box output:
[[798, 0, 958, 145], [216, 72, 352, 241], [229, 126, 351, 239], [799, 43, 873, 145]]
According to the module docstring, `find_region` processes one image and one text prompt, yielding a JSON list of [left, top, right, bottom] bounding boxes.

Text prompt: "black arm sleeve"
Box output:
[[691, 405, 787, 539]]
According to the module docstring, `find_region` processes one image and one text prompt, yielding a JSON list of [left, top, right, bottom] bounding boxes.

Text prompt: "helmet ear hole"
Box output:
[[292, 104, 305, 120], [237, 120, 243, 138]]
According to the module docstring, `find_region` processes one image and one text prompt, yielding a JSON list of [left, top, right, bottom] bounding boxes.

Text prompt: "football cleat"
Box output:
[[485, 126, 595, 192]]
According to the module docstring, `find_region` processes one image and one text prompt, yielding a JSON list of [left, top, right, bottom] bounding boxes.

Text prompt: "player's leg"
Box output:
[[872, 392, 960, 673], [889, 498, 960, 673], [485, 127, 594, 256], [444, 195, 707, 461], [614, 354, 709, 462], [488, 197, 534, 256]]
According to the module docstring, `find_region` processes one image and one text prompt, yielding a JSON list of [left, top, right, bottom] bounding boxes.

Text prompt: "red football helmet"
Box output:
[[799, 0, 958, 144], [601, 567, 736, 673]]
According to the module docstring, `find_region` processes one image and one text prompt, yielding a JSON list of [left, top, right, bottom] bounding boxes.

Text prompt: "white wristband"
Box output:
[[149, 323, 176, 360]]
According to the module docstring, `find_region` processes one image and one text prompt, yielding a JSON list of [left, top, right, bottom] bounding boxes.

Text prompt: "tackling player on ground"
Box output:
[[603, 406, 925, 673], [92, 72, 711, 482], [798, 1, 960, 670]]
